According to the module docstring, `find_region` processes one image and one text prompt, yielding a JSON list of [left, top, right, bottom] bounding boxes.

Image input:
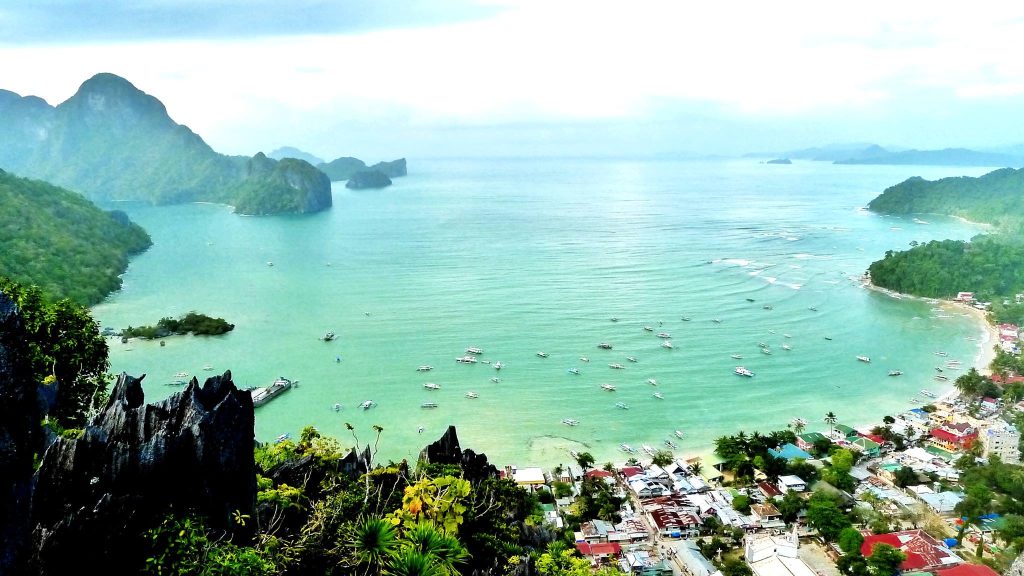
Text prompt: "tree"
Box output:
[[351, 517, 398, 575], [776, 490, 804, 523], [806, 492, 852, 541], [825, 411, 838, 438], [535, 542, 591, 576], [955, 483, 994, 545], [722, 557, 753, 576], [893, 466, 919, 488], [865, 543, 906, 576], [575, 452, 595, 471], [812, 437, 834, 457], [732, 494, 752, 514], [838, 527, 864, 556], [651, 449, 674, 467], [0, 278, 111, 428]]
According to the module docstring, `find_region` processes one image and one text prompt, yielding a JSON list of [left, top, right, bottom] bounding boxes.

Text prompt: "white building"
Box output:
[[982, 422, 1021, 465], [744, 527, 817, 576]]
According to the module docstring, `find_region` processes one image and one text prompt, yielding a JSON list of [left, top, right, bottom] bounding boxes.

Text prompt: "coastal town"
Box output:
[[497, 310, 1024, 576]]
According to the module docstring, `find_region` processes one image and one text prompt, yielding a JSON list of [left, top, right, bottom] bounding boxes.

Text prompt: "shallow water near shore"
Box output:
[[93, 158, 994, 468]]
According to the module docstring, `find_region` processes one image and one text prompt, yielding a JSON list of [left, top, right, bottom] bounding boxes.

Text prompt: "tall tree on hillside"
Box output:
[[825, 411, 838, 438]]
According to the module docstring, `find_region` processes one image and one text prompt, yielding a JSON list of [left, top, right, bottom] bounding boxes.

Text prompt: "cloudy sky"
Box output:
[[2, 1, 1024, 160]]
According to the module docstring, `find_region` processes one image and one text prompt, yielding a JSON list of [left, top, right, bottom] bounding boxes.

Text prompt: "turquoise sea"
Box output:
[[93, 158, 994, 468]]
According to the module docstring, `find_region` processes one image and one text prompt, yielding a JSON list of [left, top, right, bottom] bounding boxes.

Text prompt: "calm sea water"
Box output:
[[93, 158, 994, 468]]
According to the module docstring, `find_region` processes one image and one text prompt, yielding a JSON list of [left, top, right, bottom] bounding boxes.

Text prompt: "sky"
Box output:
[[2, 1, 1024, 160]]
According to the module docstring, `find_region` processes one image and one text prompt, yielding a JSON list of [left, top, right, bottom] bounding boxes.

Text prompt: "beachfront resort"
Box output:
[[494, 327, 1024, 576]]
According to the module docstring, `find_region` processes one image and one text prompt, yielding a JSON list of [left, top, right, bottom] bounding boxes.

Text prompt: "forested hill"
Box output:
[[0, 73, 330, 215], [867, 168, 1024, 233], [0, 169, 151, 305]]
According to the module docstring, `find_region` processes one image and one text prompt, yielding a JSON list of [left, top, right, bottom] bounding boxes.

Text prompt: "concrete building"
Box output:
[[982, 422, 1021, 465]]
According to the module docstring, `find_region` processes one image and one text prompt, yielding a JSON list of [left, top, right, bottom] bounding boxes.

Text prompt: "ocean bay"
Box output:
[[93, 158, 993, 467]]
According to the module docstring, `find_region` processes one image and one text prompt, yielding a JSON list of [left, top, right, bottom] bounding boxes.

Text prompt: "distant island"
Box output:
[[835, 147, 1024, 168], [0, 169, 150, 305], [0, 73, 331, 215], [345, 169, 392, 189], [317, 156, 407, 183], [766, 158, 792, 165], [121, 312, 234, 339], [267, 146, 324, 166]]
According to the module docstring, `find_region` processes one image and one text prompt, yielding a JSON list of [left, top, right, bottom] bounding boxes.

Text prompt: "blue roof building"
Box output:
[[768, 443, 812, 461]]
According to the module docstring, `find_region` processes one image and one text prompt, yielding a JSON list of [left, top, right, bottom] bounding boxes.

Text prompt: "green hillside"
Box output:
[[0, 169, 151, 304]]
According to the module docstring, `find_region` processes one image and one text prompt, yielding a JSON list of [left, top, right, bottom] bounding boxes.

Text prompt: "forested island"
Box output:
[[121, 312, 235, 339], [867, 168, 1024, 322], [0, 73, 331, 215], [0, 169, 151, 305]]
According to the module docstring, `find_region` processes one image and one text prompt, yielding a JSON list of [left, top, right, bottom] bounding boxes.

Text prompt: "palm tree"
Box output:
[[386, 550, 443, 576], [575, 451, 595, 471], [401, 523, 468, 576], [824, 411, 838, 438], [351, 517, 399, 575]]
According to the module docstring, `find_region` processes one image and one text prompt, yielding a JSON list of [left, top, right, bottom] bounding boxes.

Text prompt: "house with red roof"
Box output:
[[576, 541, 621, 565], [861, 530, 962, 571], [930, 423, 977, 452], [620, 466, 645, 479], [991, 373, 1024, 385], [936, 564, 1001, 576]]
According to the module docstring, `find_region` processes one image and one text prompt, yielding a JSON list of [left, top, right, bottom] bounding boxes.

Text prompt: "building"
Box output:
[[849, 436, 882, 457], [777, 475, 807, 493], [768, 444, 812, 461], [936, 563, 1001, 576], [744, 527, 817, 576], [930, 423, 978, 452], [672, 540, 723, 576], [795, 432, 828, 453], [861, 530, 962, 572], [956, 292, 975, 303], [576, 542, 621, 565], [982, 422, 1021, 465]]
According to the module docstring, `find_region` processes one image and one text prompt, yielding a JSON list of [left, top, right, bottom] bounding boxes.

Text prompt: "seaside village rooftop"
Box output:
[[497, 374, 1024, 576]]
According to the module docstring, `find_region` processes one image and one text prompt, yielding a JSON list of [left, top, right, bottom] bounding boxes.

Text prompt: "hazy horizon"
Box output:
[[4, 2, 1024, 161]]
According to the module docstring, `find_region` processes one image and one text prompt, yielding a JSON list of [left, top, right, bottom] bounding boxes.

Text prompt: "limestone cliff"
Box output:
[[419, 425, 498, 484], [346, 169, 393, 189], [30, 371, 256, 575]]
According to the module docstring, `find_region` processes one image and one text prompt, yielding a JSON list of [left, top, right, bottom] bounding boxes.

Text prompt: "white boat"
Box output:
[[421, 402, 438, 408], [808, 306, 818, 311], [321, 331, 337, 342], [731, 354, 743, 359], [166, 379, 187, 386], [642, 444, 656, 456], [359, 400, 376, 410], [647, 378, 658, 386], [644, 326, 654, 332], [783, 334, 792, 338], [610, 317, 619, 322], [661, 341, 673, 349], [456, 355, 478, 364], [681, 316, 691, 321], [653, 392, 665, 399], [657, 332, 671, 338], [757, 342, 769, 348], [782, 344, 792, 350], [174, 371, 190, 378], [920, 389, 937, 398], [674, 430, 684, 439], [423, 382, 441, 390], [202, 364, 214, 371], [490, 377, 501, 383], [562, 418, 580, 426], [597, 343, 613, 349], [856, 355, 870, 363], [579, 357, 590, 362], [761, 348, 772, 355], [567, 367, 580, 374], [416, 365, 434, 372], [536, 351, 549, 358], [609, 363, 625, 369], [615, 402, 630, 410], [934, 351, 948, 357], [601, 384, 617, 391], [734, 366, 754, 377], [333, 403, 342, 411], [466, 347, 484, 355], [493, 361, 504, 370], [665, 439, 679, 449], [274, 433, 290, 443], [889, 370, 903, 376], [627, 356, 638, 363], [251, 377, 293, 408], [934, 375, 949, 382], [620, 443, 635, 453], [712, 318, 723, 323], [465, 391, 479, 399]]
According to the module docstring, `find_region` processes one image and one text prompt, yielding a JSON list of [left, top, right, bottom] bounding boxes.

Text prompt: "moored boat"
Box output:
[[620, 443, 635, 453], [456, 355, 478, 364], [657, 332, 671, 338], [615, 401, 630, 409], [490, 377, 500, 383], [493, 361, 504, 370], [665, 439, 679, 449], [466, 347, 484, 355], [423, 382, 441, 390], [417, 365, 434, 372], [321, 331, 336, 342], [597, 343, 613, 349], [856, 355, 870, 363], [734, 366, 754, 377], [920, 389, 937, 398], [647, 378, 657, 386], [626, 356, 638, 363], [567, 367, 580, 374], [731, 354, 743, 359], [674, 430, 684, 438], [601, 383, 617, 391], [421, 402, 438, 409], [359, 400, 376, 410], [251, 377, 293, 408], [562, 418, 579, 426], [609, 363, 625, 369], [642, 444, 655, 456], [653, 392, 665, 399], [536, 351, 549, 358], [888, 370, 903, 376], [661, 341, 673, 349]]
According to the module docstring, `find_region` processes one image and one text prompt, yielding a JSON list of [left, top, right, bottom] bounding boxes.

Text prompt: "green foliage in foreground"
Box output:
[[0, 277, 110, 428], [868, 237, 1024, 309], [0, 169, 151, 305], [123, 312, 234, 339], [867, 168, 1024, 234]]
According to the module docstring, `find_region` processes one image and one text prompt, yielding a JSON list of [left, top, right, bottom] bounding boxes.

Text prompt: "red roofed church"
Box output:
[[936, 564, 1001, 576]]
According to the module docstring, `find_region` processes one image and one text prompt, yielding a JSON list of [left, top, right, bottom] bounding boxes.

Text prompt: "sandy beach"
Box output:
[[953, 301, 1000, 376]]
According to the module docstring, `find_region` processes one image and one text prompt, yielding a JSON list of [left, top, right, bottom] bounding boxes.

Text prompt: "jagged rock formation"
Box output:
[[318, 156, 407, 181], [0, 293, 38, 574], [0, 73, 331, 215], [30, 371, 256, 575], [233, 153, 332, 215], [346, 169, 393, 189], [419, 425, 498, 484]]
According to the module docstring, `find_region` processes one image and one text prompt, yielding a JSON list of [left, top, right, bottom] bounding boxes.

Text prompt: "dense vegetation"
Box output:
[[867, 168, 1024, 233], [0, 169, 151, 305], [867, 237, 1024, 306], [122, 312, 234, 339], [0, 277, 110, 428], [0, 73, 330, 215], [231, 156, 331, 215]]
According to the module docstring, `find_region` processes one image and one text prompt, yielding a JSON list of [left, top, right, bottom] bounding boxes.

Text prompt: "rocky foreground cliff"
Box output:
[[0, 73, 331, 215]]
